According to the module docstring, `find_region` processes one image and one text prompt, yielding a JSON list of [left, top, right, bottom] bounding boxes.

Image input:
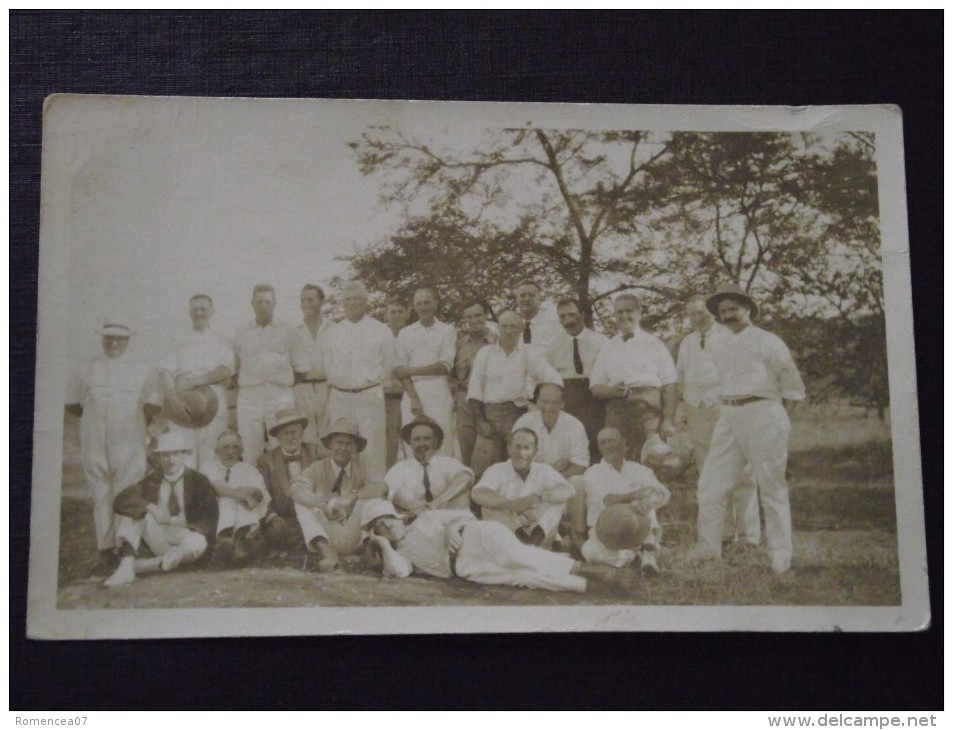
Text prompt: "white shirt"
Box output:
[[66, 355, 158, 409], [323, 315, 396, 390], [676, 323, 730, 407], [512, 410, 590, 469], [163, 329, 234, 394], [546, 328, 609, 380], [385, 454, 473, 503], [521, 305, 563, 353], [589, 329, 677, 389], [398, 509, 476, 579], [583, 460, 671, 527], [708, 325, 806, 402], [475, 460, 572, 502], [395, 319, 457, 383], [234, 321, 296, 388], [201, 460, 270, 508], [292, 321, 331, 379], [466, 342, 563, 406]]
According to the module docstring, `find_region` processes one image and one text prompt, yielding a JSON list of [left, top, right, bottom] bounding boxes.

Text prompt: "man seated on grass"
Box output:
[[289, 417, 387, 572], [580, 427, 671, 577], [201, 430, 269, 565], [384, 415, 473, 516], [361, 499, 636, 594], [104, 432, 218, 587], [471, 427, 574, 548]]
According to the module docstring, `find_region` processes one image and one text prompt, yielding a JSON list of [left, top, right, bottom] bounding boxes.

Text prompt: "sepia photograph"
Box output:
[[27, 95, 927, 637]]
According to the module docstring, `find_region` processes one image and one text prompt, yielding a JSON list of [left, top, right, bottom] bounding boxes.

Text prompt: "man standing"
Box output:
[[289, 417, 387, 572], [323, 281, 396, 479], [104, 432, 218, 586], [385, 416, 473, 516], [451, 300, 497, 467], [695, 283, 805, 574], [201, 430, 269, 565], [257, 408, 324, 546], [466, 311, 563, 478], [234, 284, 296, 467], [581, 428, 670, 577], [590, 294, 677, 463], [394, 288, 457, 457], [514, 279, 562, 352], [160, 294, 234, 470], [546, 298, 608, 462], [66, 317, 161, 575], [512, 383, 590, 481], [676, 295, 760, 547], [292, 284, 332, 446], [383, 297, 409, 467], [471, 428, 575, 548]]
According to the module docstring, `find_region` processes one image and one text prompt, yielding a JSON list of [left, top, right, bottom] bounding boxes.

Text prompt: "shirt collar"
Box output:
[[163, 467, 186, 484]]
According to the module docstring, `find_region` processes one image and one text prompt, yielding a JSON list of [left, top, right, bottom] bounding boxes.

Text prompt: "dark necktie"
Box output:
[[332, 467, 345, 495], [422, 463, 433, 502], [700, 332, 706, 350], [167, 477, 182, 517], [523, 322, 532, 344], [622, 333, 634, 342], [572, 336, 584, 375], [225, 467, 231, 483]]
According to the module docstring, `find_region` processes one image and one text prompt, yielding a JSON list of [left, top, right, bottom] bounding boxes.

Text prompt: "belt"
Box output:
[[300, 378, 327, 385], [332, 383, 381, 394], [721, 395, 768, 407]]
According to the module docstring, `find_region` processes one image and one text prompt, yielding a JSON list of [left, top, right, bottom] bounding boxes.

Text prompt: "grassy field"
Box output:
[[54, 403, 900, 609]]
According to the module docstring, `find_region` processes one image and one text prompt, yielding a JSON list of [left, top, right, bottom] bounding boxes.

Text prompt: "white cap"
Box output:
[[360, 499, 399, 528]]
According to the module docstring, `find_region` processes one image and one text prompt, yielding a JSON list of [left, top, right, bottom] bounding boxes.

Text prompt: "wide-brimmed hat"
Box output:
[[400, 415, 444, 449], [100, 317, 135, 338], [320, 417, 367, 452], [153, 432, 194, 454], [268, 408, 309, 437], [167, 385, 219, 429], [360, 499, 400, 528], [595, 505, 651, 551], [705, 283, 758, 319]]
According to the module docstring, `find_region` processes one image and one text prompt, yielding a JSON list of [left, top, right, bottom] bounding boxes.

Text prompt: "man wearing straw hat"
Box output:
[[384, 415, 473, 516], [289, 417, 387, 572], [159, 294, 234, 471], [694, 283, 805, 574], [66, 316, 161, 576], [104, 432, 218, 586], [257, 408, 324, 547]]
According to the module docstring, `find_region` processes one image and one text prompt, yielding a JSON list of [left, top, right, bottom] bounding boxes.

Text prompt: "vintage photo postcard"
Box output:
[[27, 96, 927, 637]]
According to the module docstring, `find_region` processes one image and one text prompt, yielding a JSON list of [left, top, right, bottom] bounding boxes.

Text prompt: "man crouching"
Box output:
[[104, 432, 218, 586], [201, 430, 270, 565], [361, 499, 637, 594]]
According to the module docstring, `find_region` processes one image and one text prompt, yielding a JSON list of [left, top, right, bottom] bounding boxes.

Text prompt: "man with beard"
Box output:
[[384, 415, 473, 516]]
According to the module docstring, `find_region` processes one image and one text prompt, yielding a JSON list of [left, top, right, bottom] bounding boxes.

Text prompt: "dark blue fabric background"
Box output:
[[10, 11, 942, 710]]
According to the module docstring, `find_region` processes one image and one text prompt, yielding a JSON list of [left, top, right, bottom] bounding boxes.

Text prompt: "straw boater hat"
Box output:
[[100, 317, 135, 337], [153, 431, 194, 454], [320, 417, 367, 452], [705, 282, 759, 319], [400, 415, 444, 450], [360, 498, 400, 529], [595, 505, 651, 552], [267, 408, 310, 437]]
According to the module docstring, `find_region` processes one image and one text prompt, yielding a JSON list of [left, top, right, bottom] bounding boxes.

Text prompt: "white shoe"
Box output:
[[771, 558, 792, 574], [103, 558, 136, 587], [640, 549, 660, 577]]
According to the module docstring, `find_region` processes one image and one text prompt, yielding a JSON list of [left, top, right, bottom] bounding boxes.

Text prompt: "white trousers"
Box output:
[[115, 513, 207, 572], [217, 497, 269, 534], [697, 400, 793, 569], [295, 498, 369, 556], [293, 381, 330, 445], [237, 384, 295, 468], [482, 501, 567, 541], [685, 401, 761, 544], [327, 386, 387, 479], [582, 510, 661, 567], [400, 379, 455, 458], [456, 521, 585, 593]]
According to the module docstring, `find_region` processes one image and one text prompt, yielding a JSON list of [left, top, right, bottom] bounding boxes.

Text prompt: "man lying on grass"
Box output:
[[360, 498, 642, 594]]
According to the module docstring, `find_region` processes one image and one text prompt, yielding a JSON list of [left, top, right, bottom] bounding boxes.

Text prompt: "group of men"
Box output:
[[67, 276, 805, 594]]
